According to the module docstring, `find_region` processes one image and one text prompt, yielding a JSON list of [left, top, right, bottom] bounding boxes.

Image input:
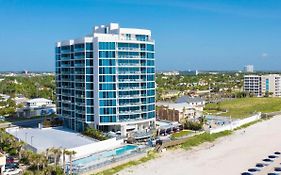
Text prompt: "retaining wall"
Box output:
[[209, 113, 261, 134]]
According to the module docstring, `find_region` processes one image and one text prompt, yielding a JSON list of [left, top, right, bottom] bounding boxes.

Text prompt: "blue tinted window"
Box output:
[[86, 68, 93, 74], [99, 75, 116, 82], [56, 47, 61, 54], [100, 116, 116, 123], [147, 90, 155, 96], [148, 97, 155, 103], [99, 91, 116, 98], [99, 51, 115, 58], [99, 99, 116, 106], [147, 68, 155, 73], [99, 83, 116, 90], [147, 60, 154, 66], [99, 67, 116, 74], [148, 82, 155, 88], [147, 75, 154, 81], [86, 99, 94, 105], [86, 43, 93, 50], [99, 59, 116, 66], [86, 52, 93, 58], [136, 35, 148, 41], [100, 108, 116, 114], [147, 53, 154, 58], [99, 42, 115, 50], [147, 44, 154, 51], [148, 111, 155, 119]]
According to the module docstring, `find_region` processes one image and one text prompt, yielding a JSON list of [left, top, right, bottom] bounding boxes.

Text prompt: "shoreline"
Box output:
[[118, 115, 281, 175]]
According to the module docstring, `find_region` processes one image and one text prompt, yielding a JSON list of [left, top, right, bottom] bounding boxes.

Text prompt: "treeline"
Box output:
[[0, 75, 55, 101]]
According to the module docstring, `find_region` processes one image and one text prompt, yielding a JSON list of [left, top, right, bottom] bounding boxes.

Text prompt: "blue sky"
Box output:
[[0, 0, 281, 71]]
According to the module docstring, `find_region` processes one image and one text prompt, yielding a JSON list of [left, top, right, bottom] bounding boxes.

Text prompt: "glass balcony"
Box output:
[[75, 94, 85, 98], [75, 102, 85, 107], [119, 110, 142, 115], [119, 87, 141, 91], [118, 63, 141, 67], [61, 92, 72, 96], [118, 79, 145, 83], [118, 55, 140, 59], [74, 63, 85, 67], [118, 94, 141, 98], [118, 71, 141, 75], [119, 102, 142, 107], [76, 86, 85, 90], [117, 47, 140, 51]]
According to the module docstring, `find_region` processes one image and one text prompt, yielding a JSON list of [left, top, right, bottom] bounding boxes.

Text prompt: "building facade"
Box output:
[[244, 74, 281, 97], [156, 103, 196, 123], [56, 23, 156, 134], [244, 75, 262, 96], [261, 74, 281, 97]]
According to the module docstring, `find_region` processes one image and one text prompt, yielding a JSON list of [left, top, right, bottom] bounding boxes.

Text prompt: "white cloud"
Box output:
[[261, 52, 269, 58]]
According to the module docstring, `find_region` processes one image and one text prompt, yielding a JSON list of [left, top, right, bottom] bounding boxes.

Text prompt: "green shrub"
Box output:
[[83, 127, 108, 141]]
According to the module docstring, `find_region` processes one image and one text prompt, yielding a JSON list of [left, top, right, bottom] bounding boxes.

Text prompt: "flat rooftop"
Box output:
[[7, 127, 97, 152]]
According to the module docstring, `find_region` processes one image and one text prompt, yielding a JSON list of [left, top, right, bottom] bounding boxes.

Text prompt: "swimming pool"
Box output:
[[72, 145, 138, 167]]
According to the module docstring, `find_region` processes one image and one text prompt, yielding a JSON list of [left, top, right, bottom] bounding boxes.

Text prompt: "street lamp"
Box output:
[[25, 132, 28, 142], [31, 136, 34, 146]]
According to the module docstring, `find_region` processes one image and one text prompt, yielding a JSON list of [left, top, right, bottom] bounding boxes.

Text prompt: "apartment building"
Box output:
[[244, 74, 281, 97], [261, 74, 281, 97], [243, 75, 262, 97], [55, 23, 156, 134]]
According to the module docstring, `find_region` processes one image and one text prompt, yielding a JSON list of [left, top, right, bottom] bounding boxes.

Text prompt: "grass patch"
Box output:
[[205, 97, 281, 119], [94, 151, 157, 175], [181, 130, 232, 150], [234, 119, 263, 131], [171, 130, 192, 139]]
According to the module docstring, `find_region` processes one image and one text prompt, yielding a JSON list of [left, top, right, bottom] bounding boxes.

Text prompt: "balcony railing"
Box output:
[[119, 110, 142, 115], [118, 47, 140, 51], [119, 102, 142, 107], [118, 63, 141, 67], [118, 94, 141, 98], [118, 71, 141, 75], [119, 87, 141, 90], [118, 79, 145, 83], [118, 55, 140, 59]]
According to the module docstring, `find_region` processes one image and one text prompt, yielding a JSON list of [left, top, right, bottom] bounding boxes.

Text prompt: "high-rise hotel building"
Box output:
[[55, 23, 156, 134]]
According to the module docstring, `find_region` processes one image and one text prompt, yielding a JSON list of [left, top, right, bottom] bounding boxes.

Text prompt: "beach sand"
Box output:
[[118, 115, 281, 175]]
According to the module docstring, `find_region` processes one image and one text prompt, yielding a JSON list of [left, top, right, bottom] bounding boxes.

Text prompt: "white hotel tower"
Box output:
[[55, 23, 156, 135]]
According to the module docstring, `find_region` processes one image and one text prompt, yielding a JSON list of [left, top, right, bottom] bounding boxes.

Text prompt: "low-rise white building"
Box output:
[[26, 98, 52, 107], [17, 98, 56, 118], [0, 152, 6, 174], [176, 96, 206, 111]]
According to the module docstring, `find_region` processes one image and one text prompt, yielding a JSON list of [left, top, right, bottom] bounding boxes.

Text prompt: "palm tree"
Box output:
[[12, 140, 25, 160], [64, 150, 76, 175], [49, 147, 62, 165], [62, 148, 66, 174]]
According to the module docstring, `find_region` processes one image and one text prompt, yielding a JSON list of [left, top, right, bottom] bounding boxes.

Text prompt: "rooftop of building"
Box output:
[[7, 127, 97, 153], [156, 102, 194, 110], [26, 98, 52, 103], [176, 96, 205, 103], [56, 23, 153, 46]]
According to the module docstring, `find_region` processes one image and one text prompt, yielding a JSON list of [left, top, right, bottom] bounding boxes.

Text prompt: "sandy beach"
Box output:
[[118, 115, 281, 175]]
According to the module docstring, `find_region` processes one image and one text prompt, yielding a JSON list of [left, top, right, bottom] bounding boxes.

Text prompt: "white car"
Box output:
[[3, 168, 22, 175]]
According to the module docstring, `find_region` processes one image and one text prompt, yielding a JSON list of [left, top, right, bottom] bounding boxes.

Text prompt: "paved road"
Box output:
[[11, 118, 44, 128]]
